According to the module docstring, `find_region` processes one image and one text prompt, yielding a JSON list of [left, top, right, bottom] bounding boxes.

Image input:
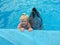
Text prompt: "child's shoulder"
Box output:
[[18, 23, 21, 28]]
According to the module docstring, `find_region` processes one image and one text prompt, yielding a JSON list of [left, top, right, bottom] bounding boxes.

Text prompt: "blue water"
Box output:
[[0, 0, 60, 30], [0, 0, 60, 45]]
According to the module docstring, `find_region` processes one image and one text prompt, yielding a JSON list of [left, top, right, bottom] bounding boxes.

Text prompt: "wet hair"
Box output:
[[20, 13, 28, 20]]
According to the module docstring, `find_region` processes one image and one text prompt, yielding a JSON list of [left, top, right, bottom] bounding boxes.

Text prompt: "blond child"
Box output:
[[18, 13, 32, 32]]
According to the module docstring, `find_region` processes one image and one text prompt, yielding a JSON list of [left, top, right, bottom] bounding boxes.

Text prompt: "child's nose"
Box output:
[[22, 22, 25, 24]]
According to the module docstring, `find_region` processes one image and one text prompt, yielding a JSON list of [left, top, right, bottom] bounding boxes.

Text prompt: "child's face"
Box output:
[[21, 18, 28, 26]]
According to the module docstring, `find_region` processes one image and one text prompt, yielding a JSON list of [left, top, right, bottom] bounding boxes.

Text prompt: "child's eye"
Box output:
[[21, 21, 27, 22]]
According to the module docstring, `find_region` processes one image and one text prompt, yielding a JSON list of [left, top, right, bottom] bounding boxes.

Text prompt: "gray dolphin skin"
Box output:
[[29, 8, 43, 30]]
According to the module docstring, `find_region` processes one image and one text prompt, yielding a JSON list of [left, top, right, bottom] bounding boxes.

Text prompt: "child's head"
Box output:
[[20, 13, 28, 26], [20, 13, 28, 20]]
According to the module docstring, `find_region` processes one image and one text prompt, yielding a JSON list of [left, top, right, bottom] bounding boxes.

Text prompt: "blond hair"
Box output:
[[20, 13, 28, 20]]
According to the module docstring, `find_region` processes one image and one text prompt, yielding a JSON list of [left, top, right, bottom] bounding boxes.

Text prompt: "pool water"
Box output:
[[0, 0, 60, 30], [0, 0, 60, 45]]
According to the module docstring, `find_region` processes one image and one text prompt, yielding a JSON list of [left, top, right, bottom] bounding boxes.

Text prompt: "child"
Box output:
[[18, 13, 32, 32]]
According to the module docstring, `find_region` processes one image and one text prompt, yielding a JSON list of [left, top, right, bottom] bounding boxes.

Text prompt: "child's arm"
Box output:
[[18, 23, 21, 29], [18, 23, 25, 32], [28, 23, 33, 31]]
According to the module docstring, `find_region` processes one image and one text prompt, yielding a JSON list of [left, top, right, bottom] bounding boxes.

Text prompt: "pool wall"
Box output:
[[0, 29, 60, 45]]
